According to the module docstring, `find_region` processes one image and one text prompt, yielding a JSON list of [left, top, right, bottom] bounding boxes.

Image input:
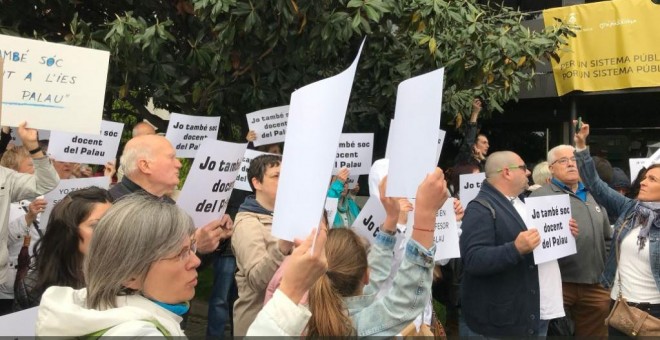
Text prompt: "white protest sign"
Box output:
[[177, 140, 247, 227], [325, 197, 338, 226], [11, 128, 50, 145], [166, 113, 220, 158], [0, 35, 109, 134], [0, 307, 38, 336], [459, 172, 486, 209], [246, 105, 289, 147], [644, 148, 660, 168], [434, 197, 460, 261], [41, 177, 111, 224], [351, 196, 387, 244], [272, 40, 364, 241], [234, 149, 270, 192], [526, 194, 576, 264], [333, 133, 373, 175], [387, 68, 444, 198], [346, 175, 359, 189], [436, 129, 446, 164], [48, 120, 123, 165], [629, 158, 647, 183]]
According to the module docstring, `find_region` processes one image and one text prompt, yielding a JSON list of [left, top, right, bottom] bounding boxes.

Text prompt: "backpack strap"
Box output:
[[472, 198, 496, 220], [80, 319, 172, 339]]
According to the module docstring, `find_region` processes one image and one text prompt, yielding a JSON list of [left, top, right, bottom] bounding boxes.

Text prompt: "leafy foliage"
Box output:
[[0, 0, 572, 143]]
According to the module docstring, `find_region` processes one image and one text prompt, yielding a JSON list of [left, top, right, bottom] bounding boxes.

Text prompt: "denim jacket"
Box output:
[[344, 232, 435, 337], [575, 150, 660, 292]]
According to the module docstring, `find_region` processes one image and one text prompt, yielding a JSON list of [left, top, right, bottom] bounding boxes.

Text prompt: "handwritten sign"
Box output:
[[234, 149, 270, 192], [41, 177, 111, 225], [177, 140, 247, 227], [0, 307, 38, 336], [526, 194, 576, 264], [272, 41, 364, 241], [387, 68, 445, 198], [434, 197, 460, 261], [11, 128, 50, 145], [436, 129, 446, 164], [459, 172, 486, 209], [165, 113, 220, 158], [0, 34, 109, 134], [246, 105, 289, 147], [333, 133, 373, 175], [48, 120, 123, 165], [351, 196, 387, 243]]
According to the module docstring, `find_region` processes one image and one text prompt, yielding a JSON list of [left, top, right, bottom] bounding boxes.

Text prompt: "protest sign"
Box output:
[[234, 149, 270, 192], [0, 307, 38, 336], [526, 194, 576, 264], [177, 140, 247, 227], [48, 120, 123, 165], [629, 158, 647, 183], [434, 197, 460, 261], [272, 40, 364, 241], [166, 113, 220, 158], [0, 34, 109, 134], [387, 68, 444, 198], [436, 129, 446, 164], [346, 175, 359, 189], [11, 128, 50, 145], [41, 177, 111, 224], [459, 172, 486, 209], [0, 58, 3, 121], [333, 133, 373, 175], [325, 197, 338, 226], [246, 105, 289, 147], [351, 196, 387, 244]]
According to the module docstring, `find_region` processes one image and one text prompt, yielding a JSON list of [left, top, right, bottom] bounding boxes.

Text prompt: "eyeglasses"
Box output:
[[551, 157, 577, 166], [161, 238, 197, 262], [497, 164, 527, 173]]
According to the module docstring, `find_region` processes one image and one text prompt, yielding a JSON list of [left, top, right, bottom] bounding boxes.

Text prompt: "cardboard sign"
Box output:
[[0, 307, 38, 336], [177, 140, 247, 227], [41, 177, 111, 224], [333, 133, 373, 175], [246, 105, 289, 147], [0, 34, 109, 134], [165, 113, 220, 158], [272, 40, 365, 241], [47, 120, 123, 165], [234, 149, 270, 192], [459, 172, 486, 209], [526, 194, 577, 264], [434, 197, 460, 261], [387, 68, 445, 198], [351, 196, 387, 243]]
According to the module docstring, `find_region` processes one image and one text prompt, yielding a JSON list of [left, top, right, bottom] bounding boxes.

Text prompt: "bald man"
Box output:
[[132, 121, 156, 137], [459, 151, 541, 337], [110, 135, 231, 253]]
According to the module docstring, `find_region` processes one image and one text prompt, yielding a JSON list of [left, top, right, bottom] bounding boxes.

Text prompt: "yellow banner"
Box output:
[[543, 0, 660, 96]]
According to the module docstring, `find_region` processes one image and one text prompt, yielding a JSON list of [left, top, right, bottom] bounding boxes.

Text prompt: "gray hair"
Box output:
[[85, 194, 195, 310], [547, 145, 575, 165], [119, 136, 154, 176], [532, 161, 551, 185]]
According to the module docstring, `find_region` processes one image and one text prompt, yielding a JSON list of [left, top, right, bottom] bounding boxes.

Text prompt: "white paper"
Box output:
[[11, 128, 50, 145], [351, 196, 387, 244], [0, 307, 38, 336], [325, 197, 339, 226], [177, 140, 247, 227], [346, 175, 359, 190], [526, 194, 576, 264], [629, 158, 647, 183], [272, 40, 365, 241], [386, 68, 445, 198], [434, 197, 460, 261], [0, 35, 109, 134], [459, 172, 486, 209], [644, 148, 660, 168], [234, 149, 270, 192], [165, 113, 220, 158], [47, 120, 124, 165], [333, 133, 374, 175], [41, 177, 111, 224], [246, 105, 289, 147], [436, 129, 447, 165]]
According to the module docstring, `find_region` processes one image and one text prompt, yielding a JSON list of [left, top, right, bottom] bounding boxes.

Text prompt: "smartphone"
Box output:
[[576, 117, 583, 131]]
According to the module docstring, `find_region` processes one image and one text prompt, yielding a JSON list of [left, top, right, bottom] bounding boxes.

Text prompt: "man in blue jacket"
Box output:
[[460, 151, 541, 336]]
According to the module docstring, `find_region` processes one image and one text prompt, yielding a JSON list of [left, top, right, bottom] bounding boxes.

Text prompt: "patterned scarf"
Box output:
[[630, 201, 660, 250]]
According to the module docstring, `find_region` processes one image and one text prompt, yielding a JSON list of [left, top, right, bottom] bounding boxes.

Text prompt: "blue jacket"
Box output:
[[575, 150, 660, 292], [459, 180, 540, 336]]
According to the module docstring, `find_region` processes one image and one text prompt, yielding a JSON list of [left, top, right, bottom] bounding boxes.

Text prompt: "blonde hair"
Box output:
[[0, 146, 30, 170], [306, 228, 367, 336]]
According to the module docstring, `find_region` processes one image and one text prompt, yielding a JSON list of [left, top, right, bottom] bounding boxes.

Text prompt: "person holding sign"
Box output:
[[575, 121, 660, 336], [529, 144, 612, 337], [0, 122, 59, 306], [326, 167, 360, 228], [460, 151, 543, 337], [454, 99, 489, 172]]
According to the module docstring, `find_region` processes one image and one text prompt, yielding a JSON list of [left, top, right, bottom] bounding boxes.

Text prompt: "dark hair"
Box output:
[[629, 164, 660, 199], [33, 187, 113, 294], [247, 154, 281, 192], [448, 162, 481, 197]]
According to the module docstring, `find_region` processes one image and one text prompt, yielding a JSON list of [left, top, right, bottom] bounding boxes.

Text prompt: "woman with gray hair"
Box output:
[[35, 194, 200, 336]]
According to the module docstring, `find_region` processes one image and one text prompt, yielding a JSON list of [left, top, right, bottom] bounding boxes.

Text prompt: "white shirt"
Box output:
[[610, 226, 660, 303]]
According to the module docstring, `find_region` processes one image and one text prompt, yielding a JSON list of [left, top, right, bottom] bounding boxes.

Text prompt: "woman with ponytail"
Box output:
[[306, 168, 448, 336]]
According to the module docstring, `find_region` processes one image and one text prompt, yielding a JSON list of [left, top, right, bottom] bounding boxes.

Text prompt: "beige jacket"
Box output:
[[231, 211, 286, 335]]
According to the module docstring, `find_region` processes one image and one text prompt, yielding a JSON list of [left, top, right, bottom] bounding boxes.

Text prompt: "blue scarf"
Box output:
[[151, 299, 190, 316], [630, 201, 660, 250]]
